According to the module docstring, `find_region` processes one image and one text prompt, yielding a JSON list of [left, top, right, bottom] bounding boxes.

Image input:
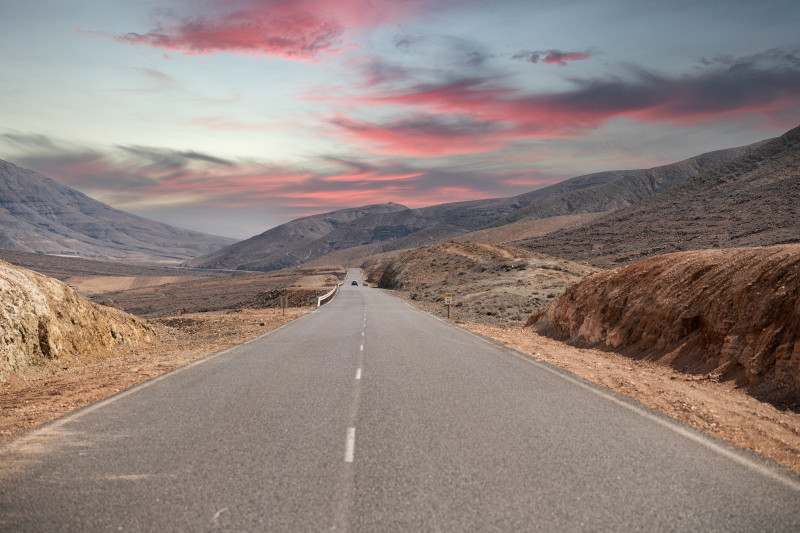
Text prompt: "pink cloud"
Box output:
[[337, 51, 800, 145], [7, 136, 514, 217], [329, 114, 510, 157], [514, 49, 592, 66], [541, 50, 592, 66], [102, 0, 425, 60]]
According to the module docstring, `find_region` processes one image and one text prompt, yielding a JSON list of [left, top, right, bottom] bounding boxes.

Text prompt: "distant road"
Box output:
[[1, 267, 798, 531]]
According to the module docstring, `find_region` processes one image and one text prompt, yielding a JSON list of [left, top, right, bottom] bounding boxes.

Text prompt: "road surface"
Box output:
[[1, 268, 798, 531]]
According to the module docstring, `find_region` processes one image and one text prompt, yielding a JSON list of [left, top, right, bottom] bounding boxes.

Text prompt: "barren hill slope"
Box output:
[[516, 124, 800, 265], [185, 202, 409, 271], [189, 170, 636, 271], [1, 260, 154, 375], [488, 143, 760, 228], [528, 244, 800, 404], [371, 241, 597, 325], [0, 159, 235, 263]]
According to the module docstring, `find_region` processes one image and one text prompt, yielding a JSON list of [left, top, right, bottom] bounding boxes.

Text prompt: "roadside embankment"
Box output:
[[528, 244, 800, 406], [1, 260, 153, 376]]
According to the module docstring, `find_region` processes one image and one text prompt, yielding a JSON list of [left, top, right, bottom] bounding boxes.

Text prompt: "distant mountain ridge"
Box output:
[[186, 169, 639, 270], [488, 144, 761, 227], [0, 159, 235, 263], [189, 138, 760, 272], [185, 202, 411, 271], [515, 124, 800, 265]]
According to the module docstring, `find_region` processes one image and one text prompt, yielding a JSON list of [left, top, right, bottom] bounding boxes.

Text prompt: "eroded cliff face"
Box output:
[[1, 260, 154, 375], [528, 245, 800, 401]]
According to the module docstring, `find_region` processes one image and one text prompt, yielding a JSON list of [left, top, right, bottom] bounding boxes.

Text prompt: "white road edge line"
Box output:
[[356, 368, 362, 380], [3, 312, 308, 440], [345, 427, 356, 462], [390, 292, 800, 491]]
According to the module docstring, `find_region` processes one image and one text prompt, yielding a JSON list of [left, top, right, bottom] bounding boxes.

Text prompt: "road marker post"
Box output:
[[444, 293, 452, 319]]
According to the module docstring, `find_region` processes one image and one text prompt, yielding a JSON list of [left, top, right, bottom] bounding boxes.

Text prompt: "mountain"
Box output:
[[515, 124, 800, 266], [187, 169, 638, 270], [487, 144, 761, 227], [185, 202, 411, 271], [191, 138, 759, 272], [0, 159, 236, 263]]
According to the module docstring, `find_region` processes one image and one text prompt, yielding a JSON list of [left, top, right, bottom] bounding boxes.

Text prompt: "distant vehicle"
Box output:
[[351, 280, 358, 286]]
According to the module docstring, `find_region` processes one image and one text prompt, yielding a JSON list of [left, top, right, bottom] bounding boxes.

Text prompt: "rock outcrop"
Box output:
[[1, 260, 154, 375], [528, 245, 800, 402]]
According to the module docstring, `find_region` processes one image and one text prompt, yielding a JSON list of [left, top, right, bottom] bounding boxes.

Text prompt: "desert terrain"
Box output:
[[3, 240, 800, 476], [2, 125, 799, 479]]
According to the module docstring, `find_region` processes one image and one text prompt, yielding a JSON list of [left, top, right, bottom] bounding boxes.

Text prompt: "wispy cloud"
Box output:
[[513, 49, 592, 66], [329, 114, 508, 157], [132, 68, 181, 93], [88, 0, 428, 61], [0, 133, 524, 218], [340, 49, 800, 143]]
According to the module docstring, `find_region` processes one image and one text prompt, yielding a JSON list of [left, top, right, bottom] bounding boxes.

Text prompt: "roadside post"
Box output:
[[444, 293, 452, 319], [281, 294, 287, 315]]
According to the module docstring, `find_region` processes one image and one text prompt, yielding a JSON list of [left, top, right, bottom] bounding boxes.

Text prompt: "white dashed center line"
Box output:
[[356, 368, 362, 380], [344, 427, 356, 462]]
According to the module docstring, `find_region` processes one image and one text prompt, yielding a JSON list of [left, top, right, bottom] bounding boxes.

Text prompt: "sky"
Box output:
[[1, 0, 799, 239]]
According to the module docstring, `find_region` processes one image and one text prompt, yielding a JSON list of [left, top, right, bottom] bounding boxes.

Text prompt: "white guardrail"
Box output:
[[317, 283, 341, 307]]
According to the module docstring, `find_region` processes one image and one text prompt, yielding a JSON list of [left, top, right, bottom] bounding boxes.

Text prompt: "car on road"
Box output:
[[351, 280, 358, 286]]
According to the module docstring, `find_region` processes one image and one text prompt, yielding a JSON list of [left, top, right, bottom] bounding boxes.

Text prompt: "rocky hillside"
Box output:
[[489, 143, 759, 227], [185, 202, 410, 271], [187, 170, 637, 271], [517, 123, 800, 266], [189, 135, 764, 273], [372, 241, 597, 325], [1, 260, 154, 375], [528, 245, 800, 404], [0, 159, 235, 263]]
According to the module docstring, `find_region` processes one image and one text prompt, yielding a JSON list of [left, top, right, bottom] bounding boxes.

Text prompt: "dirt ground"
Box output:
[[0, 308, 310, 443]]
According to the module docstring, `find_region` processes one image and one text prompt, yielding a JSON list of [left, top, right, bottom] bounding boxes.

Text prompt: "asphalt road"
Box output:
[[1, 267, 799, 531]]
